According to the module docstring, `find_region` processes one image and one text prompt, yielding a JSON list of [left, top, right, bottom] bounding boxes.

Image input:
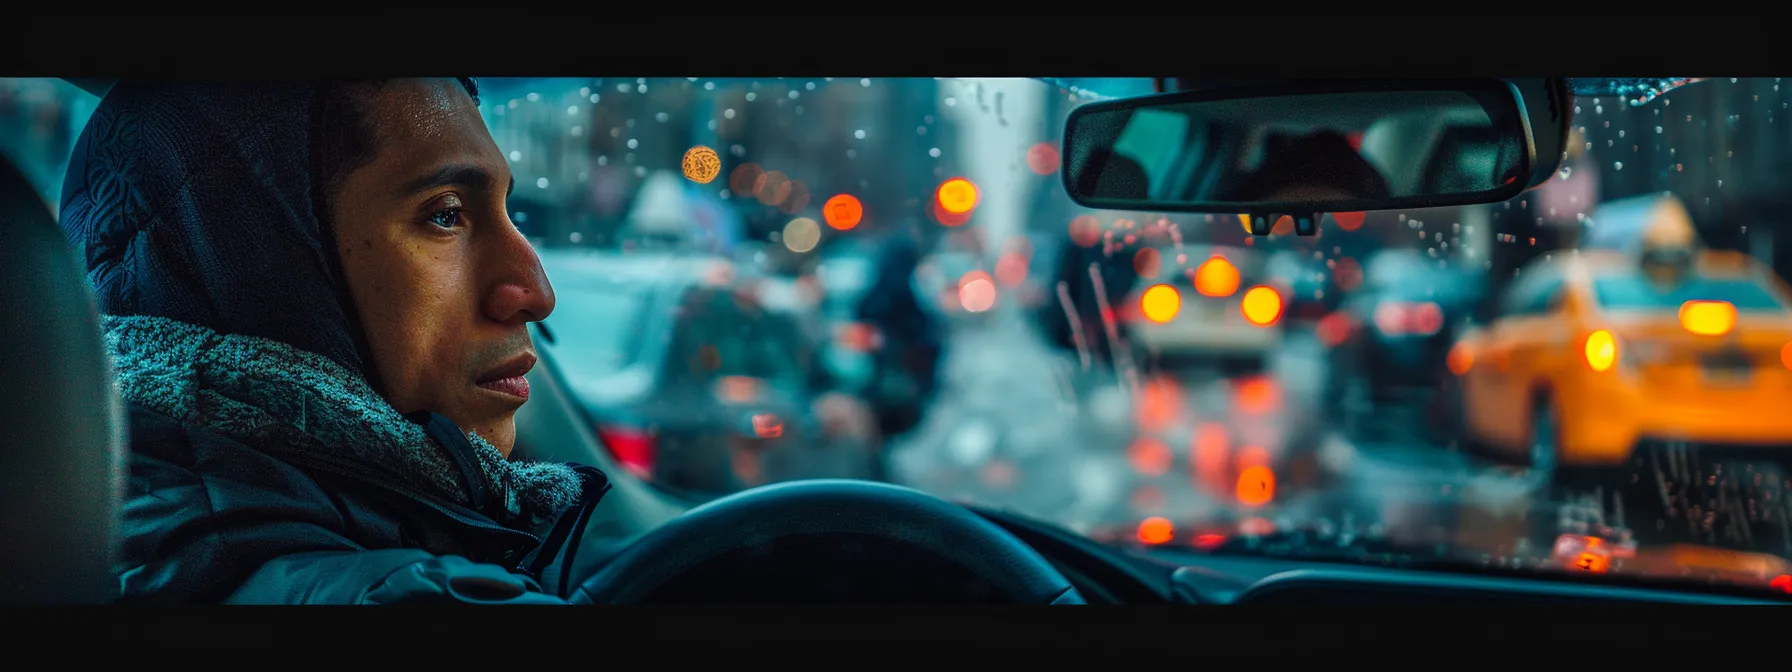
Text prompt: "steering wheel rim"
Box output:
[[571, 479, 1086, 605]]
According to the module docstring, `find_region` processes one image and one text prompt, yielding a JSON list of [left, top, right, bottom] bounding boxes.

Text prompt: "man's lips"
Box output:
[[475, 353, 535, 401]]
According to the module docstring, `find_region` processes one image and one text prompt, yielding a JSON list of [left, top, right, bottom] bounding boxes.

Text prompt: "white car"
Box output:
[[1121, 244, 1286, 374]]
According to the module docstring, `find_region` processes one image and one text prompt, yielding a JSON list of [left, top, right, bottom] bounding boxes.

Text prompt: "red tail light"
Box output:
[[596, 425, 656, 479], [1316, 311, 1356, 347], [1372, 301, 1443, 336], [835, 322, 882, 352]]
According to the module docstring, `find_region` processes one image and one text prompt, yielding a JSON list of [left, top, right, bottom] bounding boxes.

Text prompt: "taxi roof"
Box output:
[[1554, 248, 1762, 279], [1584, 193, 1699, 253]]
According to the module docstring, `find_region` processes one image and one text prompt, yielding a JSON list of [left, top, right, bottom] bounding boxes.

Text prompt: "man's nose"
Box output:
[[481, 222, 555, 326]]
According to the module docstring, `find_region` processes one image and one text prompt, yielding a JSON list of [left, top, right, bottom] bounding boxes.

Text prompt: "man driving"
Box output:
[[62, 79, 608, 604]]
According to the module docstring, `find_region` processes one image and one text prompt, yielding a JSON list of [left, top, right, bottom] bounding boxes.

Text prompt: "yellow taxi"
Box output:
[[1449, 196, 1792, 475]]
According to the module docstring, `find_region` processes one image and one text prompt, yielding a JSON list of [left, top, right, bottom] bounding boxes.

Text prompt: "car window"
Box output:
[[678, 289, 806, 390], [1498, 269, 1564, 318], [1592, 273, 1786, 311]]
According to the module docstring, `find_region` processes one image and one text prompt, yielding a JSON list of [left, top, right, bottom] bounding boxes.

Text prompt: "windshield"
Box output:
[[8, 76, 1792, 596], [1592, 273, 1787, 311], [544, 283, 653, 378]]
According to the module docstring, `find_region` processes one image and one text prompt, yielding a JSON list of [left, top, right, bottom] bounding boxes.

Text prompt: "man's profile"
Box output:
[[60, 79, 608, 604]]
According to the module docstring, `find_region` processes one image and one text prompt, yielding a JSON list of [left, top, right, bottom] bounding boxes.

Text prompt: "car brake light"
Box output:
[[1585, 330, 1618, 372], [1193, 257, 1240, 297], [596, 425, 656, 479], [1446, 342, 1474, 375], [1316, 312, 1355, 347], [1372, 301, 1443, 336], [1679, 300, 1736, 336], [1240, 286, 1283, 327], [835, 322, 882, 352], [1141, 284, 1181, 323]]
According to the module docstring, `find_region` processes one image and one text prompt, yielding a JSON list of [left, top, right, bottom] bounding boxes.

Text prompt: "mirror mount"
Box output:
[[1244, 212, 1321, 237]]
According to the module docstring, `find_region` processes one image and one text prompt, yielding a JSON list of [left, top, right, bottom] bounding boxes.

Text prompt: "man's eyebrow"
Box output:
[[397, 164, 501, 198], [507, 175, 515, 198]]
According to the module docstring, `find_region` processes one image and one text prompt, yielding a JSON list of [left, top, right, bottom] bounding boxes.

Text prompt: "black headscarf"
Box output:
[[58, 81, 375, 383]]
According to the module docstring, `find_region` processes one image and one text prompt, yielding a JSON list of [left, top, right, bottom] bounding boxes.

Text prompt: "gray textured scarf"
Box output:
[[104, 314, 582, 525]]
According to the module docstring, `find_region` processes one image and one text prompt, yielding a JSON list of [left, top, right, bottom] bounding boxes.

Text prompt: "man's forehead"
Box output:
[[367, 79, 477, 140], [362, 79, 509, 192]]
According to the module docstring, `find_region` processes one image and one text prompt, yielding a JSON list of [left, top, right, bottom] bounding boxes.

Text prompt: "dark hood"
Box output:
[[58, 80, 373, 383]]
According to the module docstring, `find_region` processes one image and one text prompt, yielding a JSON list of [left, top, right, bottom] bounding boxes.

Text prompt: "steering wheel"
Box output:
[[571, 480, 1087, 605]]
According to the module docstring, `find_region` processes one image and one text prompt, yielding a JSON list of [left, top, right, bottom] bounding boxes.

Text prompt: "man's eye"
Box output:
[[427, 207, 462, 229]]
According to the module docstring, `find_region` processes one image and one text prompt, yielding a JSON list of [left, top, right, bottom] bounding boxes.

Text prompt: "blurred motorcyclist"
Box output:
[[854, 226, 944, 454]]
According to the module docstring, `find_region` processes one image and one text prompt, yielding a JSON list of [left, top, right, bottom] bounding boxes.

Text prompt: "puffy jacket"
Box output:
[[109, 315, 608, 604]]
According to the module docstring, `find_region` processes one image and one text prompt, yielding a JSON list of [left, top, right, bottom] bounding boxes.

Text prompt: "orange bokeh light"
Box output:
[[1140, 284, 1182, 323], [1446, 342, 1475, 375], [1236, 465, 1275, 507], [681, 145, 722, 184], [1240, 286, 1284, 326], [937, 178, 980, 214], [1193, 257, 1241, 297], [1332, 211, 1366, 232], [822, 194, 863, 230], [1137, 516, 1174, 544]]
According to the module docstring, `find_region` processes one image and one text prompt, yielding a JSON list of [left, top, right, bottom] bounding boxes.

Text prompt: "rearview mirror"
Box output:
[[1061, 79, 1561, 231]]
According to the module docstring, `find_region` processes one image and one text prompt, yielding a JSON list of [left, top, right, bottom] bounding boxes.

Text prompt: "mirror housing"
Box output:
[[1061, 78, 1570, 230]]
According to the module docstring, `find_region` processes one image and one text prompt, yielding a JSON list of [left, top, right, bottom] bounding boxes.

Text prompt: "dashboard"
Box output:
[[968, 506, 1787, 606]]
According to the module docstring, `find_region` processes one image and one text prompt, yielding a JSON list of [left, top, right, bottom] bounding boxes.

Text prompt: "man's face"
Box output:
[[330, 79, 554, 456]]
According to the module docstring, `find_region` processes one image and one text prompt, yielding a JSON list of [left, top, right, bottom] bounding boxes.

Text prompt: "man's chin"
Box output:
[[444, 406, 519, 458], [480, 415, 519, 458]]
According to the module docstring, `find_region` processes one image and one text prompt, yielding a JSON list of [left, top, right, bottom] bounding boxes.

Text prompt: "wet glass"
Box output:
[[8, 76, 1792, 596]]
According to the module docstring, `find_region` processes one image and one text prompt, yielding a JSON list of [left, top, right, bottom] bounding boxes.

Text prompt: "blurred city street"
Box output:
[[889, 309, 1550, 557]]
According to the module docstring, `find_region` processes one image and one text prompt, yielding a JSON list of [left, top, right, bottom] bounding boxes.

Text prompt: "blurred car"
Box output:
[[1119, 244, 1286, 374], [1451, 246, 1792, 480], [537, 250, 880, 498], [1321, 249, 1487, 441]]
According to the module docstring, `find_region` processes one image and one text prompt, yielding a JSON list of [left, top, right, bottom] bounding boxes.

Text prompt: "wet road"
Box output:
[[883, 309, 1723, 569]]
